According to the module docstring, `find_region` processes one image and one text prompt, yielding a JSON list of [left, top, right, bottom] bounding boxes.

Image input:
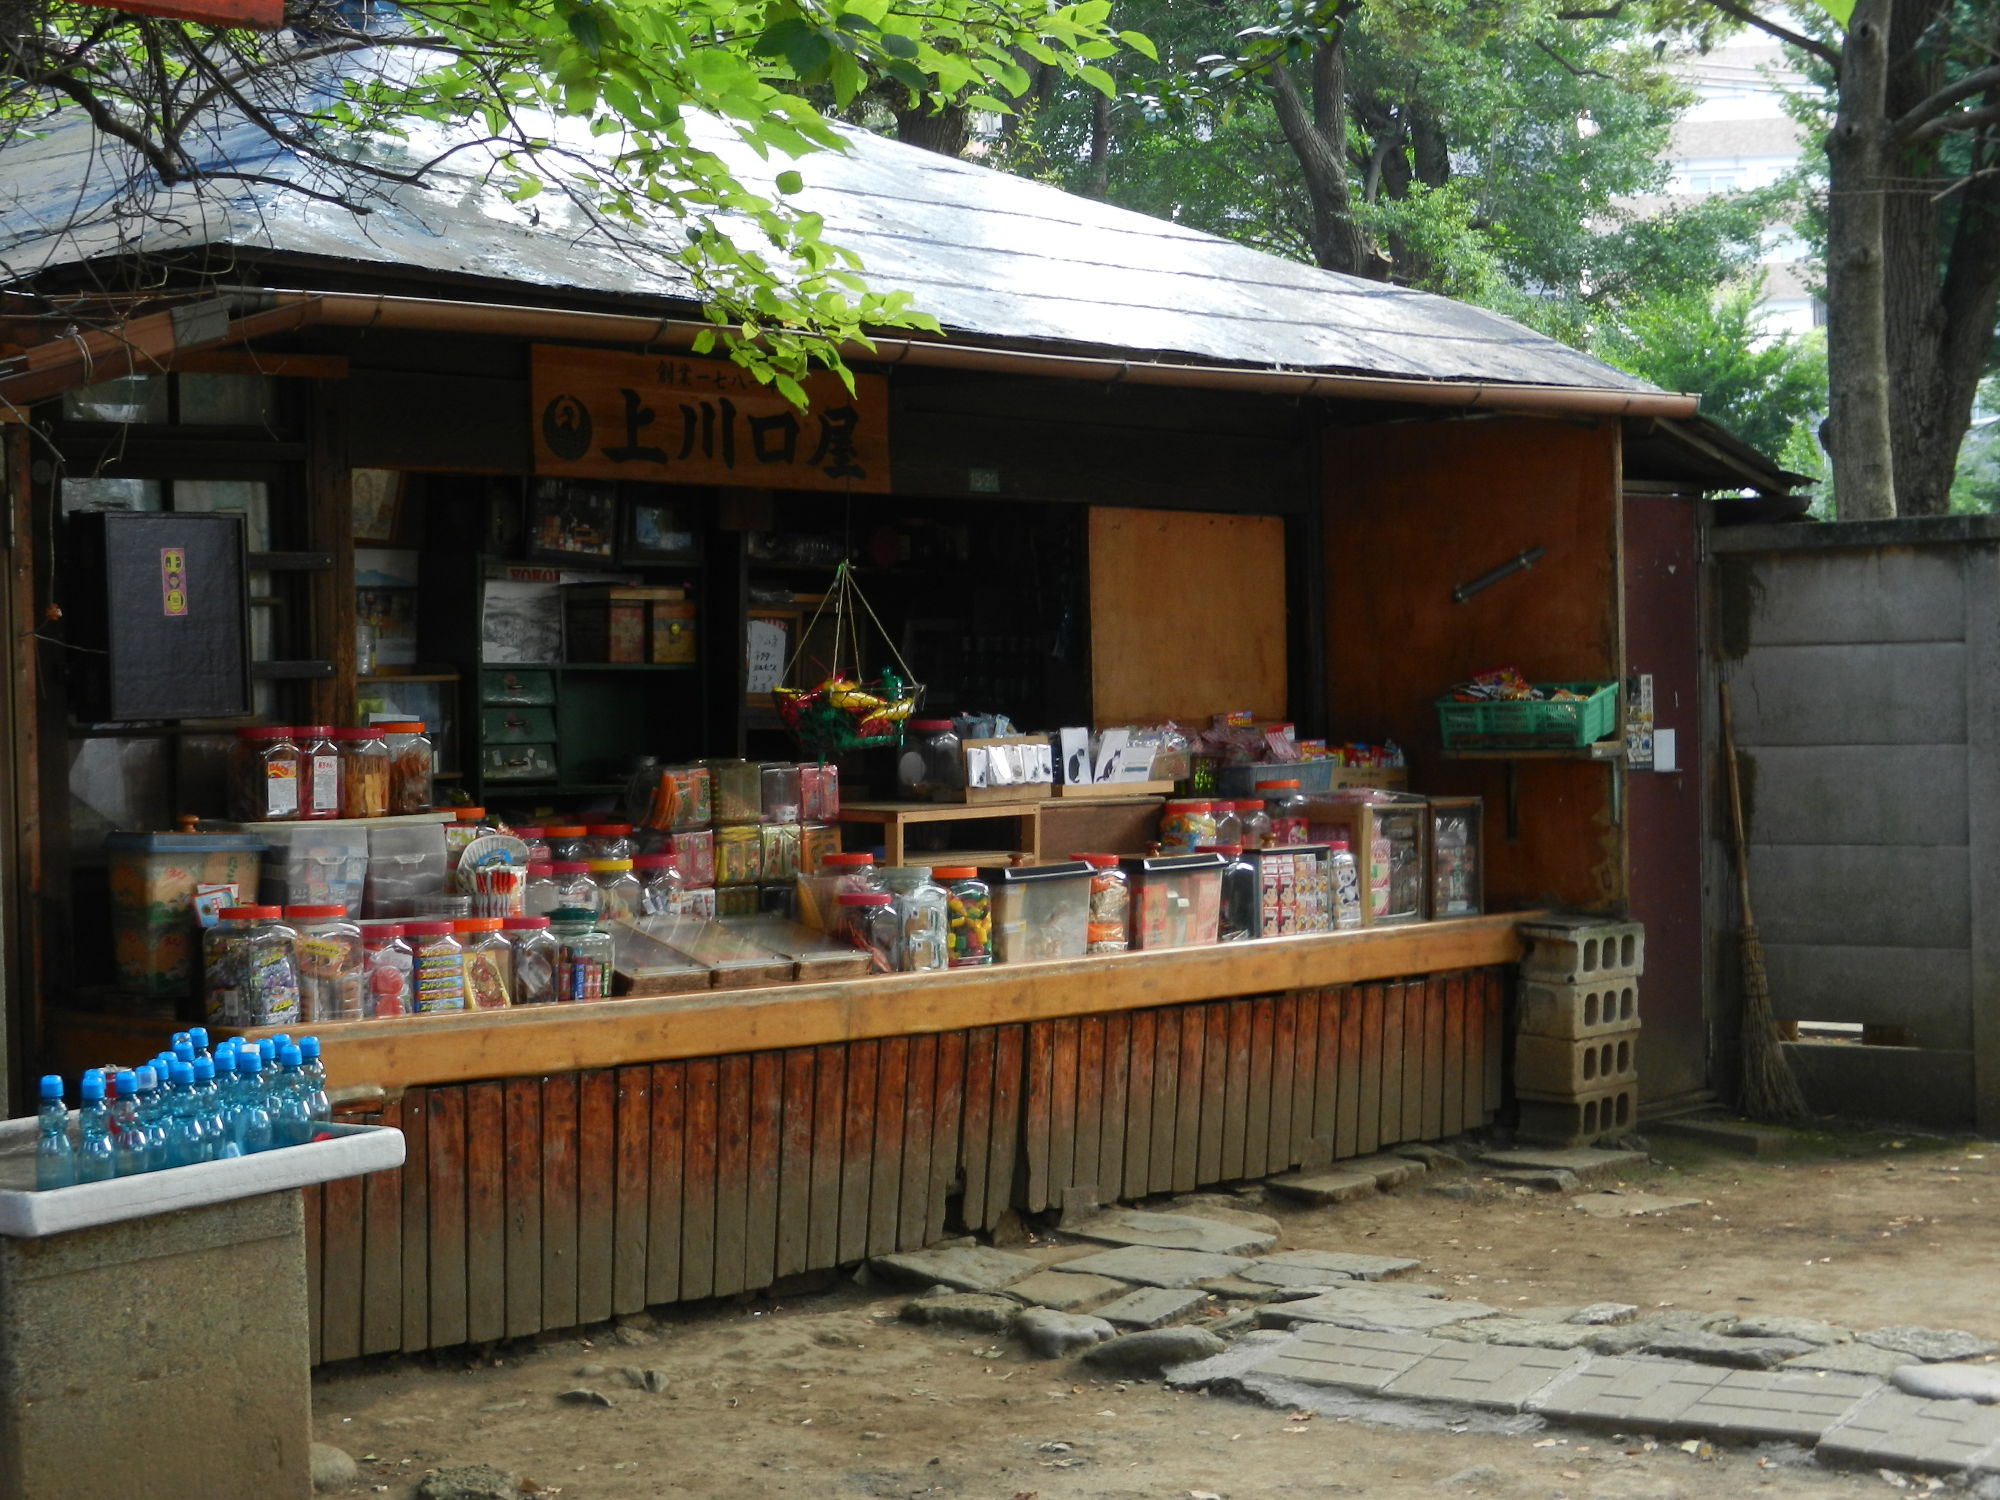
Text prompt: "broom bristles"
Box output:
[[1739, 921, 1809, 1122]]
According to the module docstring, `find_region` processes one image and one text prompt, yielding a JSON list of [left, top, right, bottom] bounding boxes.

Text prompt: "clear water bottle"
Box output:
[[234, 1046, 273, 1156], [111, 1070, 148, 1177], [299, 1036, 331, 1122], [191, 1054, 227, 1161], [76, 1070, 115, 1183], [211, 1049, 243, 1159], [164, 1060, 205, 1169], [270, 1044, 313, 1148], [134, 1065, 167, 1172], [188, 1026, 213, 1069], [35, 1075, 75, 1190]]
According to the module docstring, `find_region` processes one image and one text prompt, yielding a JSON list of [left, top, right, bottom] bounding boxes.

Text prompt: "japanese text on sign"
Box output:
[[530, 346, 889, 493]]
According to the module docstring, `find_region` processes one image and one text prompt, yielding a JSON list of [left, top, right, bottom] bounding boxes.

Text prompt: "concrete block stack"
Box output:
[[1513, 916, 1645, 1146]]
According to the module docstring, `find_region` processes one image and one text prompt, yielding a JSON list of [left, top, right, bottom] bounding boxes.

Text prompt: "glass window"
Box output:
[[67, 736, 173, 850], [172, 478, 271, 552], [62, 376, 167, 425], [177, 373, 277, 426], [59, 476, 163, 515]]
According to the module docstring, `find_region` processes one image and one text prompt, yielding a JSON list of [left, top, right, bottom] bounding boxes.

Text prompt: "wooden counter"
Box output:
[[279, 913, 1527, 1092]]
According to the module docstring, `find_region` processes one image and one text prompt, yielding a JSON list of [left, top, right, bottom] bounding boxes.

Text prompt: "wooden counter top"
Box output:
[[273, 915, 1531, 1093]]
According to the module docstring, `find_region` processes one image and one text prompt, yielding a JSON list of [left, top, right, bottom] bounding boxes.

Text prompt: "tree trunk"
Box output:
[[894, 103, 969, 157], [1085, 88, 1110, 198], [1822, 0, 1897, 521], [1881, 0, 1950, 515], [1268, 45, 1378, 277]]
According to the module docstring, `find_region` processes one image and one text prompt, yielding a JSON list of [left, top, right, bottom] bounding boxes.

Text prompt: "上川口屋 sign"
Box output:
[[530, 346, 889, 493]]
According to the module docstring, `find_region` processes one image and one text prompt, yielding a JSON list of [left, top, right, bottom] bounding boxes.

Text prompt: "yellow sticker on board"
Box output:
[[160, 547, 188, 617]]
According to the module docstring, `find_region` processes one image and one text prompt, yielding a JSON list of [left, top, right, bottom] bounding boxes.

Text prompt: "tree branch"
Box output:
[[1893, 65, 2000, 141], [1700, 0, 1839, 68], [1906, 98, 2000, 147]]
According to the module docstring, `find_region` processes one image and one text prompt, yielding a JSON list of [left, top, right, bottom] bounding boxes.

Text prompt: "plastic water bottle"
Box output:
[[188, 1026, 213, 1068], [235, 1046, 273, 1155], [191, 1054, 228, 1160], [164, 1060, 206, 1168], [134, 1065, 167, 1172], [298, 1036, 331, 1122], [76, 1070, 115, 1183], [35, 1075, 75, 1190], [111, 1070, 147, 1176], [270, 1044, 313, 1148]]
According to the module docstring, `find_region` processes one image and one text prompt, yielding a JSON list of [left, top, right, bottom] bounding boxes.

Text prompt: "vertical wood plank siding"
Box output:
[[309, 969, 1503, 1361]]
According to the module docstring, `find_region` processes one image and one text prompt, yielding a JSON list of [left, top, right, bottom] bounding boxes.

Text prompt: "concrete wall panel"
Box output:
[[1748, 844, 1969, 950], [1730, 643, 1966, 747], [1726, 548, 1966, 647], [1741, 744, 1967, 847], [1762, 944, 1973, 1048]]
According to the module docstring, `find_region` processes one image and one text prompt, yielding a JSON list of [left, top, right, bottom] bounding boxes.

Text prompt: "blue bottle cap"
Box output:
[[169, 1061, 194, 1087], [114, 1071, 137, 1097], [238, 1050, 260, 1074], [135, 1066, 157, 1090], [172, 1031, 190, 1046], [273, 1033, 294, 1048], [257, 1038, 278, 1063], [172, 1041, 194, 1064], [192, 1056, 214, 1081], [300, 1036, 321, 1059], [214, 1049, 237, 1074], [189, 1027, 209, 1048], [279, 1043, 303, 1068], [80, 1073, 105, 1102], [38, 1074, 62, 1101]]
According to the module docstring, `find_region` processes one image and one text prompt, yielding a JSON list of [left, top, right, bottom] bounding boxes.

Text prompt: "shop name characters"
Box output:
[[531, 346, 889, 493]]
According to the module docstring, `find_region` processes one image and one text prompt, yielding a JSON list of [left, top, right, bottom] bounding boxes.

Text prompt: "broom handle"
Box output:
[[1719, 681, 1756, 929]]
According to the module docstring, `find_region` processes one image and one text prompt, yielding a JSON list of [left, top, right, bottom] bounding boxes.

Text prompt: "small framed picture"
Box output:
[[623, 491, 703, 565], [526, 478, 617, 563]]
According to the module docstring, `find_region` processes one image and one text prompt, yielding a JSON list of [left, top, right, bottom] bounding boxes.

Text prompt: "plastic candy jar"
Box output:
[[336, 728, 391, 818], [589, 858, 642, 920], [549, 861, 601, 916], [545, 825, 590, 862], [1074, 853, 1130, 954], [634, 853, 683, 915], [380, 721, 434, 814], [299, 727, 342, 820], [456, 917, 514, 1008], [228, 727, 301, 822], [837, 891, 900, 974], [935, 867, 993, 967], [1255, 781, 1309, 845], [586, 824, 635, 861], [1159, 799, 1217, 855], [204, 905, 301, 1027], [1235, 798, 1273, 851], [288, 904, 364, 1021], [360, 923, 414, 1018], [549, 908, 614, 1002], [879, 866, 949, 972], [403, 921, 466, 1013], [504, 916, 558, 1005], [897, 721, 962, 800]]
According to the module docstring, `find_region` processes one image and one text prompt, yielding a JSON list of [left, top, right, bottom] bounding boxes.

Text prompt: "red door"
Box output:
[[1622, 493, 1708, 1104]]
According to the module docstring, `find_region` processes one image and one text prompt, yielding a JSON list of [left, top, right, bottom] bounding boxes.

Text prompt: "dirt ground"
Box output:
[[311, 1125, 2000, 1500]]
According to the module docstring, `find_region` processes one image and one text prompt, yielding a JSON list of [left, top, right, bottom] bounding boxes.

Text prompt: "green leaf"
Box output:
[[1796, 0, 1853, 25], [879, 31, 918, 59], [775, 169, 803, 194], [1118, 29, 1158, 62]]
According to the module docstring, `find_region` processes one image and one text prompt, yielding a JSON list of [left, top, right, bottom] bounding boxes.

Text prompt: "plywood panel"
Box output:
[[810, 1045, 847, 1257], [989, 1026, 1025, 1226], [540, 1075, 578, 1330], [1270, 994, 1297, 1171], [1222, 1000, 1252, 1180], [426, 1086, 468, 1350], [1173, 1007, 1204, 1192], [778, 1049, 816, 1279], [744, 1053, 782, 1292], [362, 1098, 404, 1356], [575, 1070, 617, 1323], [1050, 1019, 1079, 1210], [614, 1067, 653, 1313], [1199, 1004, 1227, 1185], [647, 1063, 685, 1306], [680, 1059, 719, 1301], [1091, 508, 1287, 723], [711, 1056, 752, 1297], [502, 1082, 541, 1341], [1024, 1022, 1054, 1212], [463, 1083, 506, 1347], [1325, 416, 1621, 910]]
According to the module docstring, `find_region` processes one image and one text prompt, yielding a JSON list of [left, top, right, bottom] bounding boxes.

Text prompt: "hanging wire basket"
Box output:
[[772, 560, 924, 755]]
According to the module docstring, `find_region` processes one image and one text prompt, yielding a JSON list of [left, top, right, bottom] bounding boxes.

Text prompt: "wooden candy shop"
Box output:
[[0, 111, 1802, 1361]]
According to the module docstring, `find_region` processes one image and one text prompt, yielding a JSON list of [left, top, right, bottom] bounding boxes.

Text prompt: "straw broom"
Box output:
[[1719, 681, 1809, 1122]]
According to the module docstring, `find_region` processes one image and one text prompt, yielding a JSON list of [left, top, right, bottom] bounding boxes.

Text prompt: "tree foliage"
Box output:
[[0, 0, 1136, 392]]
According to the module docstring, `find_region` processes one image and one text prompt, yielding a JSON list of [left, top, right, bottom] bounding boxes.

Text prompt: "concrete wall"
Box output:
[[1712, 516, 2000, 1130]]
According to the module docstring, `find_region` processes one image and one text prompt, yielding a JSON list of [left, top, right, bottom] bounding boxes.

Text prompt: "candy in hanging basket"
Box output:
[[772, 562, 924, 754]]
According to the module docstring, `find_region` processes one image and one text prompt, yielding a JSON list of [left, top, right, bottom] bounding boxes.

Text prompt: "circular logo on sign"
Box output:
[[541, 394, 592, 461]]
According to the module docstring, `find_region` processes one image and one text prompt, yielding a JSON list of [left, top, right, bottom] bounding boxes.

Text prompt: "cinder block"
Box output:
[[1515, 1084, 1638, 1147], [1517, 976, 1641, 1040], [1516, 1026, 1641, 1097], [1518, 917, 1645, 983]]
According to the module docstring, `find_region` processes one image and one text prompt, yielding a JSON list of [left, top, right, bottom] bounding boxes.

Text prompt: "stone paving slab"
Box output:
[[1478, 1147, 1646, 1180], [870, 1245, 1041, 1292], [1342, 1155, 1428, 1188], [1257, 1249, 1421, 1281], [1259, 1288, 1497, 1334], [1785, 1343, 1916, 1378], [1528, 1354, 1733, 1428], [1818, 1387, 2000, 1473], [1060, 1208, 1276, 1257], [1266, 1169, 1380, 1205], [1572, 1192, 1702, 1219], [1249, 1326, 1445, 1395], [1229, 1261, 1358, 1293], [1097, 1286, 1210, 1331], [1642, 1329, 1815, 1370], [1431, 1317, 1598, 1351], [1861, 1326, 2000, 1362], [1381, 1341, 1588, 1411], [1061, 1246, 1253, 1288], [1672, 1369, 1882, 1444], [1000, 1270, 1127, 1311], [1647, 1117, 1797, 1157]]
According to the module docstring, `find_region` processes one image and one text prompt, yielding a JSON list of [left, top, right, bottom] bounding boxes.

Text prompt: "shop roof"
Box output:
[[0, 96, 1658, 397]]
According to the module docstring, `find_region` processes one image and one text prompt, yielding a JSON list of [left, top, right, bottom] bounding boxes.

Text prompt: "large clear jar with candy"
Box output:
[[299, 727, 343, 821], [457, 917, 514, 1009], [633, 854, 683, 915], [879, 866, 949, 972], [288, 904, 364, 1021], [514, 826, 551, 863], [796, 851, 880, 931], [204, 905, 301, 1027], [1235, 798, 1273, 851], [707, 759, 765, 823], [1158, 799, 1217, 855], [935, 867, 993, 967], [586, 823, 635, 861], [1207, 845, 1259, 942], [1256, 781, 1309, 845], [837, 891, 900, 974], [548, 861, 601, 915], [337, 728, 391, 818], [522, 863, 560, 917], [897, 720, 962, 801], [227, 727, 301, 822], [504, 916, 558, 1005], [760, 763, 802, 823], [589, 858, 642, 921], [545, 825, 589, 862], [360, 922, 414, 1018], [549, 908, 613, 1002], [403, 921, 466, 1013], [1075, 853, 1130, 954], [381, 721, 434, 815], [1211, 801, 1243, 848]]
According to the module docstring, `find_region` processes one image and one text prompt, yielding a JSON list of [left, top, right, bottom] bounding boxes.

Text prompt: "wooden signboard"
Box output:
[[530, 346, 890, 493]]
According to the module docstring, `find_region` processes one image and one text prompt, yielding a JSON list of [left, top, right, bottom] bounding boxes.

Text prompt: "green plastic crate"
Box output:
[[1434, 681, 1620, 750]]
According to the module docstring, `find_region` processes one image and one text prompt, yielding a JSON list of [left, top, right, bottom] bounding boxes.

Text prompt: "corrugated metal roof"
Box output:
[[0, 87, 1659, 394]]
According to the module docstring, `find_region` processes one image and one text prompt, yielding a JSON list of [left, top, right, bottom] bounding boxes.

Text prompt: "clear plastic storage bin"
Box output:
[[980, 861, 1093, 963], [105, 831, 263, 998], [1117, 853, 1225, 949]]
